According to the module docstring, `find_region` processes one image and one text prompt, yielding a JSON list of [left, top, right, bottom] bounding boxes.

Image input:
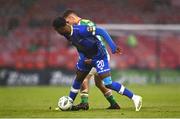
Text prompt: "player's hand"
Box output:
[[114, 47, 122, 55], [84, 59, 92, 65]]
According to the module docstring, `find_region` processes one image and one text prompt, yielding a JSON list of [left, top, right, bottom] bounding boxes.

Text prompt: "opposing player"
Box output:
[[62, 9, 119, 110], [53, 17, 142, 111]]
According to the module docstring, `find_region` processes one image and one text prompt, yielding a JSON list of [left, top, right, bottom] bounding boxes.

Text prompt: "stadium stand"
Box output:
[[0, 0, 180, 70]]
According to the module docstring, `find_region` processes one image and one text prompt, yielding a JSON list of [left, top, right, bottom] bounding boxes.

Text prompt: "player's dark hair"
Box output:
[[52, 17, 66, 29], [63, 9, 77, 18]]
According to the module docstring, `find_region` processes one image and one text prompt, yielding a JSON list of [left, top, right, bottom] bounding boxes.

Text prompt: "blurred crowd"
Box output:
[[0, 0, 180, 70]]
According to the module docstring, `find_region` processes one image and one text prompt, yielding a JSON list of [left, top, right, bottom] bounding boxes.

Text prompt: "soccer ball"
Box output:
[[58, 96, 73, 111]]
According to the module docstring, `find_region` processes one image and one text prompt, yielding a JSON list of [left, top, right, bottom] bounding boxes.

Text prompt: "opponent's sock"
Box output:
[[69, 79, 81, 101], [80, 92, 89, 103], [106, 95, 116, 105], [104, 90, 116, 105]]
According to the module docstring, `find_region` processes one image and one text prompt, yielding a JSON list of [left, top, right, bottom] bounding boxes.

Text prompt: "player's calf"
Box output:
[[103, 76, 142, 111]]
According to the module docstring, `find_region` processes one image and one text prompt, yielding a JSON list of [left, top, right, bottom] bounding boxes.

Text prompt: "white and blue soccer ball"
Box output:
[[58, 96, 73, 111]]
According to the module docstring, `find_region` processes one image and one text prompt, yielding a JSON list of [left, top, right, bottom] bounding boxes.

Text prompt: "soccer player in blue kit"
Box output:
[[52, 17, 142, 111], [63, 9, 120, 110]]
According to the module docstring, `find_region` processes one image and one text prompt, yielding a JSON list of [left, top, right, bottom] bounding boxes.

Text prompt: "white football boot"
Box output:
[[132, 95, 142, 111]]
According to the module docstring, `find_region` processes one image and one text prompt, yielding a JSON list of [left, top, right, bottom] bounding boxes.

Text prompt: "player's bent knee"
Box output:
[[103, 76, 112, 88]]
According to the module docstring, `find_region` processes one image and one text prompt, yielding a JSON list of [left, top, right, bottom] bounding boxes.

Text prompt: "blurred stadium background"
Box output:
[[0, 0, 180, 86]]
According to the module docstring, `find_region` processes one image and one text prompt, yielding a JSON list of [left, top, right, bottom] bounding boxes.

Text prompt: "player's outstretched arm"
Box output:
[[79, 25, 122, 54], [95, 27, 121, 54]]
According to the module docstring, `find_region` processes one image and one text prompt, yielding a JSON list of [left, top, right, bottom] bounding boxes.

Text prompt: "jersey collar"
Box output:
[[70, 25, 73, 36]]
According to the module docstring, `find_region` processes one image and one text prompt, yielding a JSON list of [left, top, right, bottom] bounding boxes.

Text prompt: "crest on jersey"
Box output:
[[87, 26, 96, 35]]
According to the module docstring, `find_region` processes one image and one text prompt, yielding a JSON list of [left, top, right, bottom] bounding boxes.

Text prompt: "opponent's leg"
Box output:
[[69, 69, 89, 101], [75, 75, 90, 110], [79, 67, 98, 104], [80, 76, 89, 104], [94, 75, 120, 109], [75, 67, 96, 110]]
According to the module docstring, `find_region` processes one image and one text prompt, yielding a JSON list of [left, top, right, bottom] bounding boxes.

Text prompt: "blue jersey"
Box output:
[[66, 25, 117, 59]]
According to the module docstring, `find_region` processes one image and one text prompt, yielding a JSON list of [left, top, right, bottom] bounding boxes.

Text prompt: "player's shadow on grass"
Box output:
[[89, 108, 120, 111], [89, 107, 132, 111], [140, 106, 180, 112]]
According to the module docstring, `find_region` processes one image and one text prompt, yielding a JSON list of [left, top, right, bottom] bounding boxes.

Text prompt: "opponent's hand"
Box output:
[[84, 59, 92, 65], [114, 47, 122, 55]]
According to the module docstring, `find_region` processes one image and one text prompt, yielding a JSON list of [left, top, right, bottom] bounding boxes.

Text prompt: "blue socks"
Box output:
[[69, 79, 81, 100], [69, 77, 134, 101], [104, 77, 134, 99], [123, 87, 134, 99], [111, 81, 133, 99], [110, 81, 133, 99]]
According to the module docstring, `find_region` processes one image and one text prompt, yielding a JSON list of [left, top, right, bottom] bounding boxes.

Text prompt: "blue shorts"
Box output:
[[76, 55, 110, 75]]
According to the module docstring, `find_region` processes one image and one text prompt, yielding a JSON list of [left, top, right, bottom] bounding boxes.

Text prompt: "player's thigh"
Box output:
[[80, 77, 89, 92], [76, 59, 91, 72], [94, 75, 110, 94], [76, 59, 91, 82], [81, 74, 92, 90], [80, 67, 96, 91], [76, 69, 89, 83], [94, 75, 102, 87], [99, 72, 111, 80]]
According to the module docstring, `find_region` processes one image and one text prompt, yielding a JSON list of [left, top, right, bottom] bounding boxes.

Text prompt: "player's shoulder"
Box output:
[[80, 19, 95, 26], [73, 25, 88, 33], [73, 25, 87, 29], [80, 19, 92, 23], [72, 25, 95, 36]]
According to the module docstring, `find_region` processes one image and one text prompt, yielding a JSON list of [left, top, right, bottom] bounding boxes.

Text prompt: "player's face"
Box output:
[[65, 16, 76, 25], [55, 25, 71, 36], [55, 28, 66, 35]]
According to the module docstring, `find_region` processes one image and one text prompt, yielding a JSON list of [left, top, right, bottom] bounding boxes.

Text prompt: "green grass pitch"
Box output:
[[0, 84, 180, 118]]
